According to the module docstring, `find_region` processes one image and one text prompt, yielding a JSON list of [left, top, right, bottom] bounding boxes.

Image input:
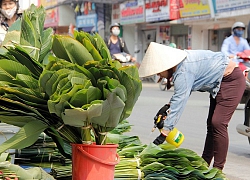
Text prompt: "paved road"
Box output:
[[126, 82, 250, 180]]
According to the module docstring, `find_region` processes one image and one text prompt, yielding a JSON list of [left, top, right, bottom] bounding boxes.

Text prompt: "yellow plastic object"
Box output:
[[165, 128, 184, 148]]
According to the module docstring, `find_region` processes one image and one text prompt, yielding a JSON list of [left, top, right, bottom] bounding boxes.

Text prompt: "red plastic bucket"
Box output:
[[71, 143, 120, 180]]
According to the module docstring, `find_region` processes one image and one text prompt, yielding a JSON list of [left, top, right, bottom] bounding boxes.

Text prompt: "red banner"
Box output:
[[169, 0, 180, 20]]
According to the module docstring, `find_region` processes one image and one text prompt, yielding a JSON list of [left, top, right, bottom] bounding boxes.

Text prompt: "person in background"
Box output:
[[139, 42, 245, 171], [221, 22, 250, 69], [105, 23, 137, 65], [0, 0, 22, 44], [168, 42, 176, 48]]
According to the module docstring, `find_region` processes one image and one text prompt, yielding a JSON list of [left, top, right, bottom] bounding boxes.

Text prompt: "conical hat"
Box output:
[[139, 42, 187, 77]]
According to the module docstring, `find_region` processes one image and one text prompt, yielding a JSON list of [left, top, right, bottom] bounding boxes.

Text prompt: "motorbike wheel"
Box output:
[[159, 78, 167, 91]]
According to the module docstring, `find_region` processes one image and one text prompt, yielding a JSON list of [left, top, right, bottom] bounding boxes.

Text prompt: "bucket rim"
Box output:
[[71, 143, 119, 148]]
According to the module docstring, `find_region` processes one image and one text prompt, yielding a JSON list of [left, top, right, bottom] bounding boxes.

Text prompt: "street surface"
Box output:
[[126, 82, 250, 180]]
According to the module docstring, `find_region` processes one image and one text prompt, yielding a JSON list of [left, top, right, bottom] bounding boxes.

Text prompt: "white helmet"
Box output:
[[0, 0, 19, 5], [109, 23, 120, 32], [232, 22, 246, 30]]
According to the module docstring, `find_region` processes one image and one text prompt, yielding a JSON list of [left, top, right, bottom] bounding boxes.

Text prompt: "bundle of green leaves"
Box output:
[[0, 5, 141, 158]]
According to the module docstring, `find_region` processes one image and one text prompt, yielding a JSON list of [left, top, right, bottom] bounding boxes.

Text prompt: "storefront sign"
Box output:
[[120, 0, 145, 25], [179, 0, 211, 18], [169, 0, 180, 20], [212, 0, 250, 13], [40, 0, 59, 27], [112, 3, 120, 24], [145, 0, 170, 22], [76, 14, 97, 32]]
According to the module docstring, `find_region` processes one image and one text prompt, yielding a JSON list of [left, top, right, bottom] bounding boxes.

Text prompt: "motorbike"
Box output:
[[159, 78, 174, 91], [159, 78, 168, 91], [112, 50, 140, 68], [235, 49, 250, 144]]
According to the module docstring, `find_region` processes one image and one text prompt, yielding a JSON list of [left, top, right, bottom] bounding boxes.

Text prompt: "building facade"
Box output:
[[113, 0, 250, 64], [36, 0, 250, 65]]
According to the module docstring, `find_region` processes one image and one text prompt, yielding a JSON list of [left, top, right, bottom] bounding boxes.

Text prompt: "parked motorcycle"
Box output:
[[236, 49, 250, 144], [159, 78, 174, 91], [159, 78, 168, 91], [236, 21, 250, 139]]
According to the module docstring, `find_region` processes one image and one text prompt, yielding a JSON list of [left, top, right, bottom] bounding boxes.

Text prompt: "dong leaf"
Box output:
[[52, 35, 94, 65], [0, 121, 48, 153], [61, 101, 103, 127], [91, 92, 125, 128], [39, 28, 53, 63]]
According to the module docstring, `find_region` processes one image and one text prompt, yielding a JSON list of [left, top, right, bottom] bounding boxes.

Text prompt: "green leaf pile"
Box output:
[[110, 130, 228, 180], [140, 144, 226, 180], [0, 4, 142, 158]]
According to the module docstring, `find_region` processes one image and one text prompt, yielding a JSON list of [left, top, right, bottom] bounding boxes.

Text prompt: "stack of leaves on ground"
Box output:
[[0, 119, 228, 179], [0, 153, 18, 180], [0, 153, 55, 180], [140, 144, 227, 180], [14, 133, 72, 179], [107, 129, 228, 180], [15, 133, 61, 162]]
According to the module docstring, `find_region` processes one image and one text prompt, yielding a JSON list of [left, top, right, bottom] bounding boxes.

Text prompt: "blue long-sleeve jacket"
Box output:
[[164, 50, 230, 130]]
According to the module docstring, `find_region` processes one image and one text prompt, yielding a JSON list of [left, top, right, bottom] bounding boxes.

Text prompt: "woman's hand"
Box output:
[[131, 56, 136, 62]]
